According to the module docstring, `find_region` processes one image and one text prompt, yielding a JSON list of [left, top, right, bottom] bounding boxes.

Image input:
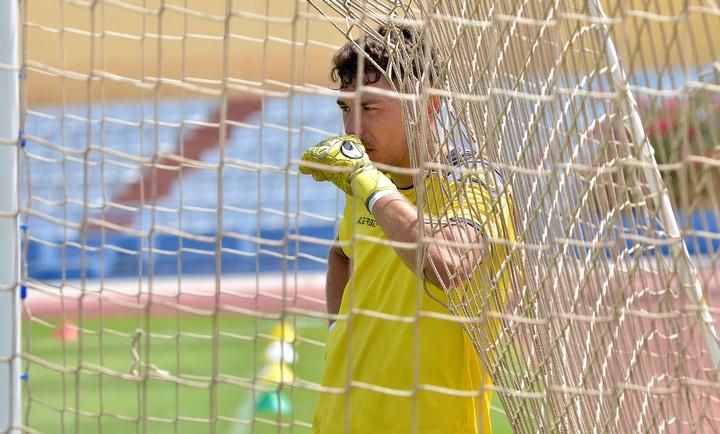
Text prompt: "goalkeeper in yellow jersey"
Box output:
[[300, 23, 516, 434]]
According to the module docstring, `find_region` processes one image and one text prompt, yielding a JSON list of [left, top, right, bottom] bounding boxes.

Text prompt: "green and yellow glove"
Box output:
[[299, 135, 397, 213]]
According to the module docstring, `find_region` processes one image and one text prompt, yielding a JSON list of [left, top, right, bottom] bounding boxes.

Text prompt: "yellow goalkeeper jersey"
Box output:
[[313, 164, 516, 434]]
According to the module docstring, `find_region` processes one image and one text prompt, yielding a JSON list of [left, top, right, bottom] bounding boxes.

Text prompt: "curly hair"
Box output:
[[330, 23, 439, 89]]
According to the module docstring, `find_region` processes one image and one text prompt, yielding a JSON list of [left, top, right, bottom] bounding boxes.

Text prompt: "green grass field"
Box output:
[[23, 314, 513, 433]]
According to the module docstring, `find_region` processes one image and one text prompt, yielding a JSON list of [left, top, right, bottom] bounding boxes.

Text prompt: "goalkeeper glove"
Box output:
[[300, 135, 398, 212]]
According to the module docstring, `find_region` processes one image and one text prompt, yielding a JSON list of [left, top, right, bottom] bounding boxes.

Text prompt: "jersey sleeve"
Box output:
[[427, 159, 516, 245]]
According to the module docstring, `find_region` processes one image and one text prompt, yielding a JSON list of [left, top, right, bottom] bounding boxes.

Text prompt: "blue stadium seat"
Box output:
[[22, 97, 346, 278]]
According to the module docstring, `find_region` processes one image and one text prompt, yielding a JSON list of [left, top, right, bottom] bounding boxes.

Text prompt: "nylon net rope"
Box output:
[[314, 0, 720, 432]]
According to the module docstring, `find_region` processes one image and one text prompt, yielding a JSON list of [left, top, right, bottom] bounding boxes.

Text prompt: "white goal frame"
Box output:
[[0, 0, 21, 432]]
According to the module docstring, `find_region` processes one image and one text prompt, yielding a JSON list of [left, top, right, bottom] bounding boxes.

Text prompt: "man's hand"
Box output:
[[300, 135, 397, 212]]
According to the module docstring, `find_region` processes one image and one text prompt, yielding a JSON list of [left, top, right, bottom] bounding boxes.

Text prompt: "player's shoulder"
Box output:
[[444, 148, 505, 196]]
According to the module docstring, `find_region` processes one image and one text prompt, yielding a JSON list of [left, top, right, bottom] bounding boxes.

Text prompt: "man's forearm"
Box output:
[[371, 191, 484, 289]]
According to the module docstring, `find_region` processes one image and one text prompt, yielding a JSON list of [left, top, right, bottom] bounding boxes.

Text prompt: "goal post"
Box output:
[[0, 0, 21, 432]]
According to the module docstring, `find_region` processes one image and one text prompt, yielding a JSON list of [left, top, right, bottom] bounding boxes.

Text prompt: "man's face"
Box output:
[[336, 77, 410, 170]]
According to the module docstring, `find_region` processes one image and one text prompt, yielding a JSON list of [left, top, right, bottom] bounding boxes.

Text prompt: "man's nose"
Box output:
[[344, 115, 360, 136]]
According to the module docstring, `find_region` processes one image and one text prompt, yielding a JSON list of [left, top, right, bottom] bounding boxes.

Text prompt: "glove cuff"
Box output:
[[350, 168, 398, 213]]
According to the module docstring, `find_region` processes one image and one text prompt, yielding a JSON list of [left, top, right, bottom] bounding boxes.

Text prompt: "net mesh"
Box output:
[[18, 1, 340, 433], [14, 0, 720, 433], [314, 0, 720, 432]]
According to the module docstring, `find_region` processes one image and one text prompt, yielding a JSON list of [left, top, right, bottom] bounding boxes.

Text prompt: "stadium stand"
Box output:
[[22, 95, 343, 279]]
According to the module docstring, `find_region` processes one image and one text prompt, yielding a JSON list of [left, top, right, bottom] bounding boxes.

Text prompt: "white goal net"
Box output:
[[3, 0, 719, 433]]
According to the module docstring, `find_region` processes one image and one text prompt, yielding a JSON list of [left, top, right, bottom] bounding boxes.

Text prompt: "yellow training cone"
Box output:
[[258, 362, 295, 386], [270, 322, 296, 343]]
